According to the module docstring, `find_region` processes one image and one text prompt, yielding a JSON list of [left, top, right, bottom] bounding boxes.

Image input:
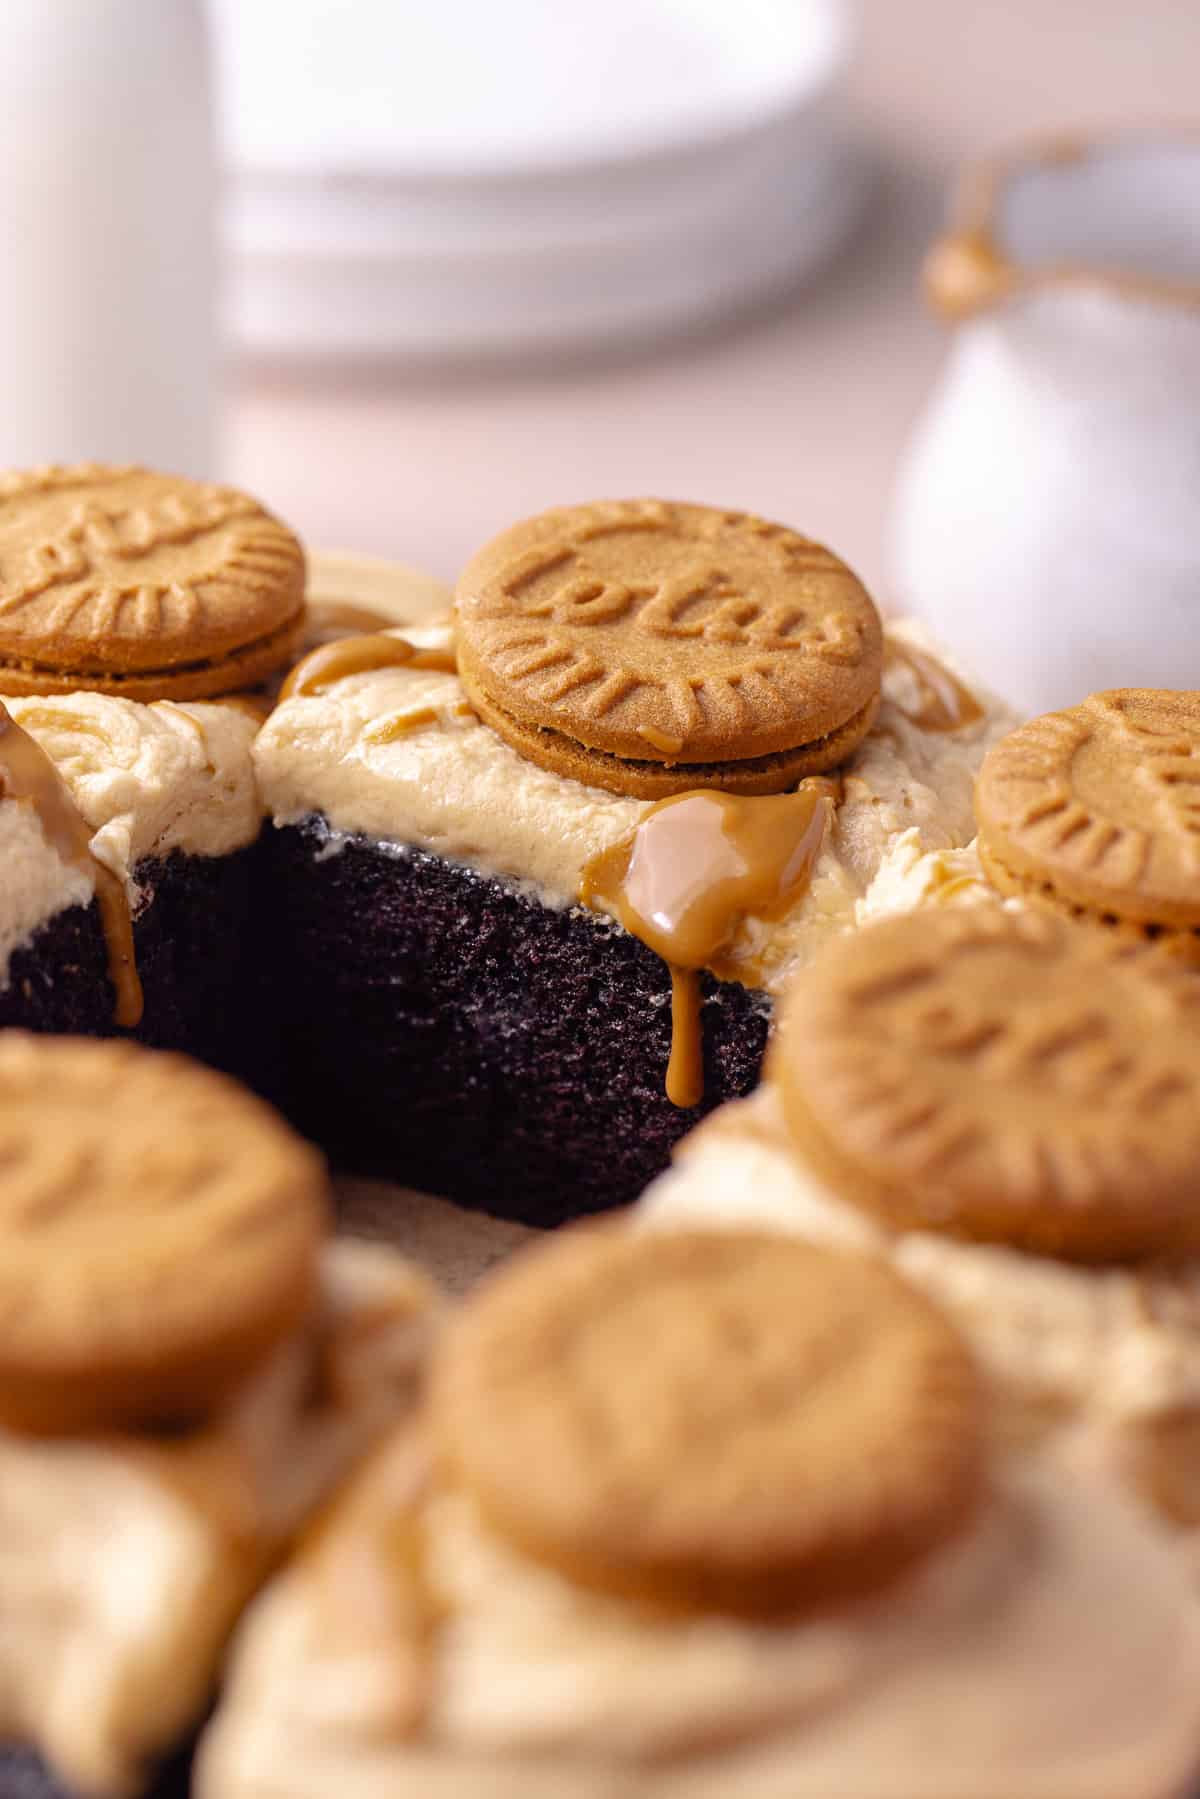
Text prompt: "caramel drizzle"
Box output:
[[364, 701, 476, 747], [926, 215, 1200, 323], [0, 702, 142, 1026], [580, 787, 833, 1108], [924, 133, 1200, 323], [666, 966, 705, 1112], [281, 632, 457, 702], [364, 706, 441, 746], [885, 641, 983, 733], [924, 226, 1018, 323]]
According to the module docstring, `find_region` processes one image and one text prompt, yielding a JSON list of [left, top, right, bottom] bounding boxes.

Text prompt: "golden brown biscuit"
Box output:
[[465, 679, 877, 800], [456, 500, 882, 797], [773, 905, 1200, 1263], [0, 463, 306, 699], [976, 690, 1200, 960], [0, 1034, 328, 1434], [432, 1224, 983, 1618]]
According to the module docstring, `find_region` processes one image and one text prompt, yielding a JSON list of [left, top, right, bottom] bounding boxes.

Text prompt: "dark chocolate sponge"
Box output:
[[0, 1738, 192, 1799], [266, 816, 771, 1225], [0, 844, 272, 1090]]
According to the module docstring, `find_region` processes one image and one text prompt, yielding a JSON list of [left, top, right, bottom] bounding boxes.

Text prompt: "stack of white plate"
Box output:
[[211, 0, 862, 362]]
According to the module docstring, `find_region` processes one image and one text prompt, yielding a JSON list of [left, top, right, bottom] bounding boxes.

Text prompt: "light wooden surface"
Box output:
[[225, 0, 1198, 605]]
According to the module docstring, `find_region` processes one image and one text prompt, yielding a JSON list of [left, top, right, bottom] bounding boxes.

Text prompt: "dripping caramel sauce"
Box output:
[[281, 633, 457, 703], [665, 966, 705, 1109], [580, 787, 833, 1109], [0, 702, 142, 1027]]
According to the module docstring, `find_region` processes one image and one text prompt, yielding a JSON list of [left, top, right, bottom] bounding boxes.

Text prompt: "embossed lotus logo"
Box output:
[[5, 489, 258, 605], [986, 691, 1200, 882], [495, 555, 844, 652], [456, 499, 883, 775], [0, 466, 303, 701], [483, 509, 862, 660]]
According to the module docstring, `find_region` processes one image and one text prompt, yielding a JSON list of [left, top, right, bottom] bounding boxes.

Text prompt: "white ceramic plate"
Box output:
[[213, 0, 861, 360]]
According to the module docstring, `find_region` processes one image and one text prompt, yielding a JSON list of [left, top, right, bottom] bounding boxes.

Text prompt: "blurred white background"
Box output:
[[211, 0, 861, 361], [218, 0, 1199, 598], [1, 0, 1195, 601]]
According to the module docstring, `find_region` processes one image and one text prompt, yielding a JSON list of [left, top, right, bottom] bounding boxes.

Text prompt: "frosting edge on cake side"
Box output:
[[254, 617, 1016, 995], [0, 691, 262, 989]]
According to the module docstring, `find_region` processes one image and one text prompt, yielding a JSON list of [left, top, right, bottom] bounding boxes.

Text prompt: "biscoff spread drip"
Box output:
[[581, 785, 833, 1105], [0, 700, 141, 1025]]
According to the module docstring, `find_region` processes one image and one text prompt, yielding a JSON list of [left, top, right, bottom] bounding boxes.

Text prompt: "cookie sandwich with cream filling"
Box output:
[[975, 686, 1200, 962], [0, 462, 311, 1076], [0, 464, 304, 702], [199, 1222, 1200, 1799], [642, 904, 1200, 1528]]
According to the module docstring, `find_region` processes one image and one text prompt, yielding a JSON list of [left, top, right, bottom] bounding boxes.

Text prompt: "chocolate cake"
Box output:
[[0, 844, 265, 1082], [256, 505, 1013, 1223], [0, 482, 1012, 1230], [0, 693, 264, 1082], [267, 820, 769, 1224]]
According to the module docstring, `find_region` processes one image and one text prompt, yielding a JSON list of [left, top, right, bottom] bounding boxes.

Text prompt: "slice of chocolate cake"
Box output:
[[265, 822, 771, 1224], [0, 692, 264, 1080], [256, 503, 1014, 1225]]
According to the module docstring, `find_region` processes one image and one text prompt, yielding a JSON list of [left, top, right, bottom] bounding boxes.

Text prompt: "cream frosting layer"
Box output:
[[255, 619, 1014, 991], [856, 829, 990, 924], [0, 1239, 436, 1799], [0, 692, 261, 985], [639, 1089, 1200, 1434], [197, 1460, 1200, 1799]]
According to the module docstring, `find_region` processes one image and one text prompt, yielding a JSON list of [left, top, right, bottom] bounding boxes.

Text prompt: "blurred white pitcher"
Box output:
[[0, 0, 216, 474], [890, 132, 1200, 716]]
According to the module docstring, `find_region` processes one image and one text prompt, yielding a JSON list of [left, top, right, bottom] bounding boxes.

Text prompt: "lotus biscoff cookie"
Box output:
[[455, 499, 883, 798], [772, 903, 1200, 1263], [0, 463, 297, 1073], [431, 1225, 982, 1616], [198, 1224, 1200, 1799], [0, 1032, 442, 1799], [976, 688, 1200, 960], [0, 463, 306, 700], [0, 1032, 327, 1433], [642, 904, 1200, 1527]]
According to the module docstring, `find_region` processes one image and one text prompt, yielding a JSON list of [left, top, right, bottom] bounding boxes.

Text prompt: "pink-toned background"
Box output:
[[226, 0, 1199, 1283], [226, 0, 1197, 605]]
